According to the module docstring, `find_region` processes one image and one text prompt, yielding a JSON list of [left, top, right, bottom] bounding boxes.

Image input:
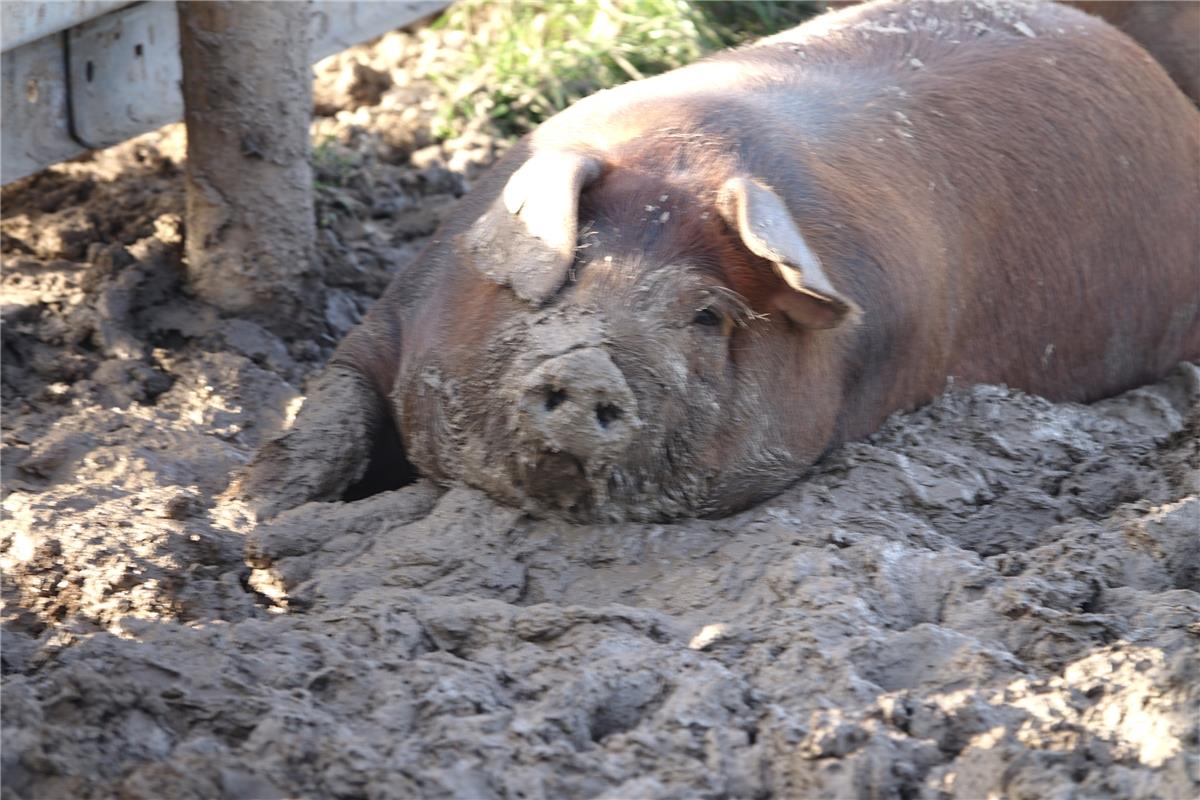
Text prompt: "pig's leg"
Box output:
[[233, 362, 385, 520]]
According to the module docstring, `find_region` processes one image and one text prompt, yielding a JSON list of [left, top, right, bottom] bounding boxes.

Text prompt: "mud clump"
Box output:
[[3, 23, 1200, 800]]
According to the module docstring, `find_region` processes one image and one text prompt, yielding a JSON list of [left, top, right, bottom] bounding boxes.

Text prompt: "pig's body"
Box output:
[[241, 0, 1200, 524], [822, 1, 1200, 105]]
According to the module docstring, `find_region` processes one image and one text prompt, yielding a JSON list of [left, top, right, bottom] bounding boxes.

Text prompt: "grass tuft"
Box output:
[[428, 0, 818, 140]]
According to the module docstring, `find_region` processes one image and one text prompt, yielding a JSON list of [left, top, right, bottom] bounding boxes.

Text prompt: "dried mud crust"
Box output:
[[3, 25, 1200, 800]]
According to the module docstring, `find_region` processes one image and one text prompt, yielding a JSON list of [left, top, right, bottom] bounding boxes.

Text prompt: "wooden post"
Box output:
[[177, 1, 322, 335]]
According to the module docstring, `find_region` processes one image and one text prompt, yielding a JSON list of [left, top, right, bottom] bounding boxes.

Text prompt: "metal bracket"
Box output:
[[66, 1, 183, 151]]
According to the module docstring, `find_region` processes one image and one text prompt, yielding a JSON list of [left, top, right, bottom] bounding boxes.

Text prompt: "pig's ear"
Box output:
[[461, 150, 604, 303], [718, 177, 860, 329]]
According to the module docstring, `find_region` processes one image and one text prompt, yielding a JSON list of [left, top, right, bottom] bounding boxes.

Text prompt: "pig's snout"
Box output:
[[518, 348, 638, 460]]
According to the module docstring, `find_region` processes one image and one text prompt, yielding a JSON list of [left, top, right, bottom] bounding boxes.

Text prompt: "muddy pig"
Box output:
[[238, 0, 1200, 524]]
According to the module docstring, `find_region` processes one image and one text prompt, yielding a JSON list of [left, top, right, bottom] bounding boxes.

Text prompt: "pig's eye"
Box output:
[[692, 308, 723, 327]]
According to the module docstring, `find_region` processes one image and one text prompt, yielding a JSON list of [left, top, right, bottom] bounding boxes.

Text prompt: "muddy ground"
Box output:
[[3, 20, 1199, 800]]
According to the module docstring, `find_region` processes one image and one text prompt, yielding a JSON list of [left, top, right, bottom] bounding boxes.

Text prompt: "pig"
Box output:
[[237, 0, 1200, 525]]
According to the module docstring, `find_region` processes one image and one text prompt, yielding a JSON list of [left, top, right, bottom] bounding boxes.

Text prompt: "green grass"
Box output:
[[428, 0, 818, 140]]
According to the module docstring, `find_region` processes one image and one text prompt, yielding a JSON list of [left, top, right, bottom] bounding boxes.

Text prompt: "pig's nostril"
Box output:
[[595, 402, 623, 429], [544, 388, 568, 412]]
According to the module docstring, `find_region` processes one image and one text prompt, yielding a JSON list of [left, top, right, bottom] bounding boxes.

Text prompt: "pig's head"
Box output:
[[398, 148, 861, 522]]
